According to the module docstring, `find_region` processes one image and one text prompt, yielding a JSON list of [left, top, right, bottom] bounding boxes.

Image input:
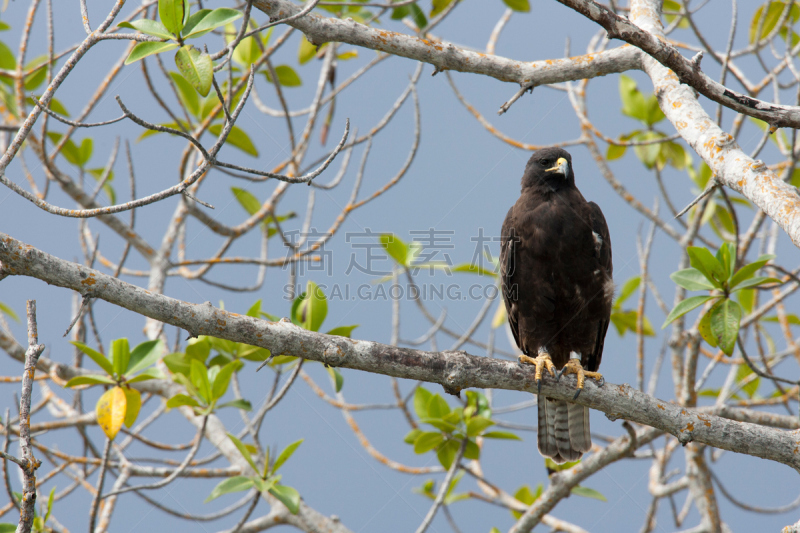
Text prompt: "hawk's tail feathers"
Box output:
[[537, 397, 591, 464]]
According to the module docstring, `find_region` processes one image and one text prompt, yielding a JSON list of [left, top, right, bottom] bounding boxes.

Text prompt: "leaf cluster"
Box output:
[[663, 243, 780, 354], [404, 388, 520, 469], [205, 434, 303, 514], [66, 339, 165, 439]]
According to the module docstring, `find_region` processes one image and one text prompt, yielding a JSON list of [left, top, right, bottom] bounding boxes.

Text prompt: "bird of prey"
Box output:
[[500, 147, 613, 464]]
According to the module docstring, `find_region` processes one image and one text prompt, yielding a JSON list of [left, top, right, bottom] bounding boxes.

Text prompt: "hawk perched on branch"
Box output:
[[500, 147, 613, 464]]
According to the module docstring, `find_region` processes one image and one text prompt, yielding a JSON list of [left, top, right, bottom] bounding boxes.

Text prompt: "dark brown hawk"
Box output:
[[500, 147, 613, 464]]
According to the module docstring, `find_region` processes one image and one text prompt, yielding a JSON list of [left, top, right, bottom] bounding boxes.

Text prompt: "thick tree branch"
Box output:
[[252, 0, 641, 86], [555, 0, 800, 128], [2, 233, 800, 471], [627, 0, 800, 249]]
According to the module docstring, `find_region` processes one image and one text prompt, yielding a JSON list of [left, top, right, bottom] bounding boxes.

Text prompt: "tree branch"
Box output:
[[252, 0, 641, 86], [2, 233, 800, 471]]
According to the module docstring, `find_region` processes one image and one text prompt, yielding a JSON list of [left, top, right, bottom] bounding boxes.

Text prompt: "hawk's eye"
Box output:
[[539, 159, 549, 166]]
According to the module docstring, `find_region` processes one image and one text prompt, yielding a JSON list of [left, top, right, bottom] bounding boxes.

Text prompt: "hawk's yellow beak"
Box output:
[[545, 157, 569, 176]]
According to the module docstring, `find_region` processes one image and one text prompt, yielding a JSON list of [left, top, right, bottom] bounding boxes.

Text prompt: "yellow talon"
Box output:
[[518, 351, 556, 394], [557, 359, 604, 399]]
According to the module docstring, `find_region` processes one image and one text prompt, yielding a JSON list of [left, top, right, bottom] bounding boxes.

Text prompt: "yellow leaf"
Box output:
[[97, 386, 127, 440], [123, 388, 142, 428], [491, 303, 507, 329]]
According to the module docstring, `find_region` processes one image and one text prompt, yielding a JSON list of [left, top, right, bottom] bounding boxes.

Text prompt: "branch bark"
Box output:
[[2, 232, 799, 471]]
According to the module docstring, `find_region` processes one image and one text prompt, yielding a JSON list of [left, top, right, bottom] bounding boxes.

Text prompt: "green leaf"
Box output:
[[298, 34, 319, 64], [230, 24, 262, 67], [228, 433, 260, 474], [240, 346, 271, 362], [750, 1, 794, 43], [709, 299, 742, 355], [168, 71, 199, 117], [273, 439, 303, 473], [436, 438, 460, 468], [698, 307, 717, 348], [545, 457, 581, 471], [730, 254, 775, 289], [180, 9, 212, 37], [662, 295, 715, 328], [125, 41, 179, 64], [327, 366, 344, 392], [326, 325, 358, 338], [663, 0, 689, 28], [763, 313, 800, 325], [175, 45, 213, 97], [738, 288, 756, 314], [166, 393, 201, 409], [212, 359, 243, 400], [204, 476, 254, 502], [643, 94, 665, 126], [736, 363, 760, 399], [464, 390, 492, 419], [715, 242, 736, 279], [431, 0, 454, 17], [231, 187, 262, 216], [164, 352, 190, 376], [380, 233, 409, 265], [299, 281, 327, 332], [118, 19, 174, 39], [610, 310, 656, 337], [414, 432, 444, 454], [46, 132, 83, 168], [687, 246, 727, 286], [127, 339, 163, 376], [183, 7, 242, 38], [427, 394, 451, 418], [571, 485, 607, 501], [208, 124, 259, 156], [670, 268, 715, 291], [404, 429, 423, 445], [633, 131, 663, 169], [414, 387, 432, 418], [269, 485, 300, 514], [607, 143, 627, 161], [503, 0, 531, 12], [615, 276, 640, 307], [123, 388, 142, 427], [23, 57, 49, 91], [159, 0, 188, 35], [463, 439, 480, 460], [44, 486, 55, 523], [408, 3, 428, 29], [466, 416, 494, 437], [0, 301, 19, 322], [264, 65, 302, 87], [70, 341, 115, 376], [252, 475, 279, 493], [190, 359, 212, 403], [482, 431, 522, 440], [731, 276, 781, 291], [126, 368, 165, 383], [420, 417, 457, 433], [0, 40, 15, 71], [111, 338, 131, 377], [619, 75, 647, 122], [217, 399, 253, 410], [64, 375, 117, 387]]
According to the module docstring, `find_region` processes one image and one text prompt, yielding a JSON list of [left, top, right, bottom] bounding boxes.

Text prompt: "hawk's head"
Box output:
[[521, 147, 575, 191]]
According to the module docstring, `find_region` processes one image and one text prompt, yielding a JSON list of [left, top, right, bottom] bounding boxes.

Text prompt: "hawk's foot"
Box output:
[[557, 359, 604, 400], [518, 351, 556, 395]]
